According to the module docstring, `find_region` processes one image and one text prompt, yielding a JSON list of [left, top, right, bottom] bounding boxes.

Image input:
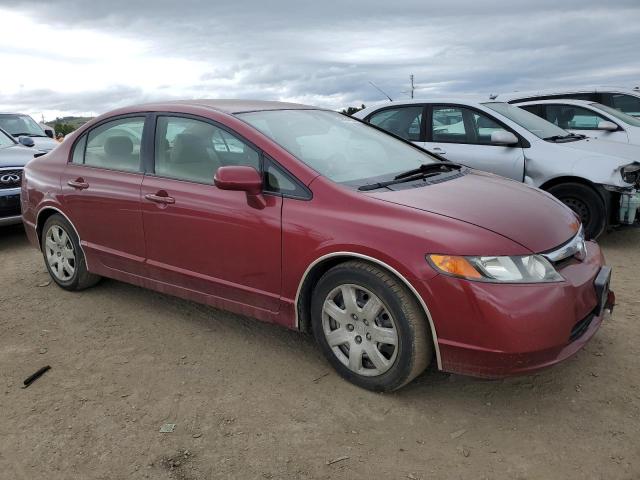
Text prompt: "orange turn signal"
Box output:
[[428, 255, 483, 279]]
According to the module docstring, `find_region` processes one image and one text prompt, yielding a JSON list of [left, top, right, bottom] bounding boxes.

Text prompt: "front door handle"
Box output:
[[144, 192, 175, 204], [67, 178, 89, 189], [432, 147, 447, 155]]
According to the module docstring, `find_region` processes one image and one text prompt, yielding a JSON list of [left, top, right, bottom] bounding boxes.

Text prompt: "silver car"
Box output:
[[0, 112, 59, 152], [354, 99, 640, 238], [0, 127, 44, 226], [515, 99, 640, 145]]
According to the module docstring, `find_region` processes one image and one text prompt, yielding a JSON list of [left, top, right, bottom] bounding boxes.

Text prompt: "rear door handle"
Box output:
[[67, 178, 89, 189], [144, 193, 175, 204]]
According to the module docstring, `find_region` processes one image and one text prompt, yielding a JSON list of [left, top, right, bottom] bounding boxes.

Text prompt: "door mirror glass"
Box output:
[[18, 136, 35, 147], [214, 166, 262, 195], [490, 130, 518, 146], [597, 120, 618, 131]]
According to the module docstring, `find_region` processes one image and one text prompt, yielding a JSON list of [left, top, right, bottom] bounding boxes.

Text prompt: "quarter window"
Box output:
[[84, 117, 145, 172], [71, 135, 86, 164], [368, 106, 423, 141], [154, 116, 260, 184], [544, 105, 608, 130]]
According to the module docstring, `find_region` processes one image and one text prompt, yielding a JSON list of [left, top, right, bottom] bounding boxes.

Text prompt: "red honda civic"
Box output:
[[21, 100, 614, 391]]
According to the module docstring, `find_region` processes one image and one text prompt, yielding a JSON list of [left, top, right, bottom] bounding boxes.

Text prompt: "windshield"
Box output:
[[483, 102, 569, 139], [592, 103, 640, 127], [0, 114, 46, 137], [238, 109, 438, 184], [0, 129, 16, 149]]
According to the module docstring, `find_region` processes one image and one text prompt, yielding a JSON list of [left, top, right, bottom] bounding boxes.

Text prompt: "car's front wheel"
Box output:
[[311, 260, 432, 391], [547, 182, 606, 239], [41, 214, 100, 291]]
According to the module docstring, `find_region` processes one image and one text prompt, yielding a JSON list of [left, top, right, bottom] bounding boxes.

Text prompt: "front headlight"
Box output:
[[621, 163, 640, 185], [427, 254, 563, 283]]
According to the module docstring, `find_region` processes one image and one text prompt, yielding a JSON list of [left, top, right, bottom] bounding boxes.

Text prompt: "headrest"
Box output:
[[104, 136, 133, 156]]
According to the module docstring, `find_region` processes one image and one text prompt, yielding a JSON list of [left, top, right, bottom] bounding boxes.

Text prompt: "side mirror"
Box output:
[[45, 130, 54, 139], [214, 166, 262, 195], [18, 136, 35, 147], [490, 131, 518, 146], [597, 120, 618, 131]]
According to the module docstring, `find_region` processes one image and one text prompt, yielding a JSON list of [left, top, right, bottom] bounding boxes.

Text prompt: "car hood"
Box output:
[[27, 136, 59, 152], [560, 137, 640, 162], [366, 170, 578, 253], [0, 144, 41, 168]]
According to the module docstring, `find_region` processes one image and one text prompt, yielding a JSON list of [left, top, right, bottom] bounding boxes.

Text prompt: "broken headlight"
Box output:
[[621, 163, 640, 185]]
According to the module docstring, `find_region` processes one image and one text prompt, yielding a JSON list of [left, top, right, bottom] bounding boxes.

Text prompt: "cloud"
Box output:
[[0, 0, 639, 118]]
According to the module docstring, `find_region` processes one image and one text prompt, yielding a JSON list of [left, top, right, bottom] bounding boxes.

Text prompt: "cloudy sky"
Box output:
[[1, 0, 639, 120]]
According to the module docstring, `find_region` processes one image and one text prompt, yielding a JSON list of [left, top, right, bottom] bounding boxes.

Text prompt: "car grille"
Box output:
[[0, 168, 22, 190], [569, 312, 594, 342]]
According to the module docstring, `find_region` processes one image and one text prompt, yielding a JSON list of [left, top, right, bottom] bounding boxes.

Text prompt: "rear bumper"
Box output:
[[420, 241, 611, 378]]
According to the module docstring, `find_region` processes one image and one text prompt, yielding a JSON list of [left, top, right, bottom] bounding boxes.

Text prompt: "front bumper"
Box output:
[[0, 188, 22, 226], [421, 241, 612, 378]]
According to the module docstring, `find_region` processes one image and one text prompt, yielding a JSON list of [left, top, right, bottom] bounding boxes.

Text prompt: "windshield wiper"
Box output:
[[543, 133, 585, 142], [358, 162, 462, 191]]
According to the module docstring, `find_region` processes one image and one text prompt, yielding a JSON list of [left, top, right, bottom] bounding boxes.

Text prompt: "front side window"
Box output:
[[545, 105, 608, 130], [84, 117, 145, 172], [368, 106, 423, 141], [238, 109, 438, 185], [431, 106, 510, 145], [593, 103, 640, 127], [155, 116, 260, 184]]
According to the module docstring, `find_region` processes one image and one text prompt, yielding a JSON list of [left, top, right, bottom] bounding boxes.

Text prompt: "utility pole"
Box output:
[[409, 75, 415, 99]]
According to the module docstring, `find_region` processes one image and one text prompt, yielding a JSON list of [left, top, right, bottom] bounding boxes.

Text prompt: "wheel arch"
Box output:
[[539, 175, 613, 223], [36, 206, 89, 267], [294, 251, 442, 369]]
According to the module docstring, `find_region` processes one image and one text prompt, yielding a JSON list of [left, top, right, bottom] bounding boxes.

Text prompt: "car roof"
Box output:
[[494, 86, 640, 102], [355, 97, 496, 117], [516, 99, 602, 107], [126, 99, 320, 115]]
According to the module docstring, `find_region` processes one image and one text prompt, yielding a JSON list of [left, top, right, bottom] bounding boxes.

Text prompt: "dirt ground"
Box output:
[[1, 224, 639, 480]]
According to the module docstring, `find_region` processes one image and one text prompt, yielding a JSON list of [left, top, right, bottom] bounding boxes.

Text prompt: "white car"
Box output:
[[494, 86, 640, 117], [514, 99, 640, 145], [354, 99, 640, 238]]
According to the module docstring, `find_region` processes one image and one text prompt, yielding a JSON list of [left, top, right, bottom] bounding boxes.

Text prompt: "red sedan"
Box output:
[[21, 100, 614, 391]]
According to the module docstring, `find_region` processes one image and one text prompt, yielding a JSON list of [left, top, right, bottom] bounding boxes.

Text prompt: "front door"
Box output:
[[140, 115, 282, 314], [421, 105, 526, 181], [61, 116, 147, 275]]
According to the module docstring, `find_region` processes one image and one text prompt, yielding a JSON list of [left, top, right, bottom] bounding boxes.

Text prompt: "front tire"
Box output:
[[41, 214, 100, 291], [547, 182, 606, 239], [311, 260, 432, 392]]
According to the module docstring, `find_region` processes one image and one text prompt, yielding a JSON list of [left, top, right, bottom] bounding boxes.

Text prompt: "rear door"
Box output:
[[421, 104, 526, 181], [61, 115, 147, 275], [140, 114, 282, 313]]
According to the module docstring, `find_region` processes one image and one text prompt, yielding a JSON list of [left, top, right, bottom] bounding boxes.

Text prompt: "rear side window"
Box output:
[[84, 117, 145, 172], [544, 105, 608, 130], [155, 116, 260, 184], [368, 106, 423, 141]]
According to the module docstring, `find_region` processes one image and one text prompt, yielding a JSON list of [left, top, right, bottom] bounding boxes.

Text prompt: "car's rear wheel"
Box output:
[[41, 214, 100, 291], [547, 183, 606, 239], [311, 260, 432, 391]]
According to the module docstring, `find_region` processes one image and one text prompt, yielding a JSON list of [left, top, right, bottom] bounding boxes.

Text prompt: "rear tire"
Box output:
[[547, 183, 606, 239], [311, 260, 432, 392], [41, 214, 101, 291]]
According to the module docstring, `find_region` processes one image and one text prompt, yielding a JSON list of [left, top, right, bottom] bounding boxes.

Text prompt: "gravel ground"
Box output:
[[1, 223, 639, 479]]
